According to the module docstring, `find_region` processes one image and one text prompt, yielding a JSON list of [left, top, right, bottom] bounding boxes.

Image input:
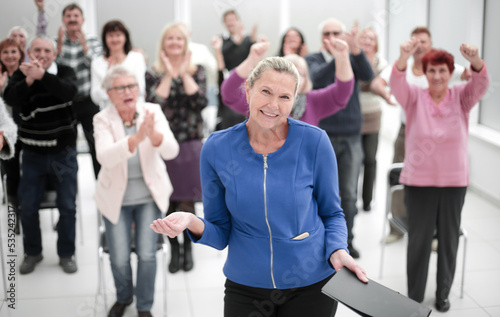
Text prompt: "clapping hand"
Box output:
[[160, 50, 174, 77], [19, 60, 45, 81], [325, 38, 349, 60], [460, 43, 483, 72], [343, 21, 360, 55], [179, 50, 192, 78], [211, 36, 222, 52], [136, 110, 155, 141]]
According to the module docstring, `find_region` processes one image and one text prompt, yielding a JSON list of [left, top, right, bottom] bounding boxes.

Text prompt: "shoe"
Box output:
[[169, 244, 180, 273], [384, 233, 403, 244], [20, 254, 43, 274], [108, 300, 133, 317], [363, 203, 371, 211], [435, 298, 450, 312], [432, 238, 438, 252], [59, 256, 78, 273], [138, 311, 153, 317], [348, 243, 360, 259], [183, 247, 193, 271]]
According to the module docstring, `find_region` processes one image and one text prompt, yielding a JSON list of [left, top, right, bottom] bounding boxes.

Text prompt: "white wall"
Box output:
[[1, 0, 86, 40], [95, 0, 174, 66]]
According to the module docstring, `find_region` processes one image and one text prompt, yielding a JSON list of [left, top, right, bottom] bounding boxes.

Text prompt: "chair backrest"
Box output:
[[388, 162, 404, 187]]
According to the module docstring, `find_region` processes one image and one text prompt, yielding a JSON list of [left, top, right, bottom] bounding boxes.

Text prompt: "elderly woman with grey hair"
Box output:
[[0, 98, 17, 160], [93, 65, 179, 317]]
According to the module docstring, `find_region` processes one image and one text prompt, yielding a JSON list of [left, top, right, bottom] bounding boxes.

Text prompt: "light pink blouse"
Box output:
[[389, 62, 489, 187]]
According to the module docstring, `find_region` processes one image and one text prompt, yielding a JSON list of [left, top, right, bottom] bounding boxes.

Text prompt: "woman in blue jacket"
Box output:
[[151, 54, 367, 316]]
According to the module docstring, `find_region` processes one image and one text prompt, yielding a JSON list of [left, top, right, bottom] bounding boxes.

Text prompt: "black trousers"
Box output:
[[72, 96, 100, 179], [224, 276, 338, 317], [361, 132, 379, 207], [405, 186, 466, 302], [0, 140, 22, 198]]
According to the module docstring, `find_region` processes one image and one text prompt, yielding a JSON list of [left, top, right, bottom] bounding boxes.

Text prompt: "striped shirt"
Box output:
[[56, 33, 102, 98]]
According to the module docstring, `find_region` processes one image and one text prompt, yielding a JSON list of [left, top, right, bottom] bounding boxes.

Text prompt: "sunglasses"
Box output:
[[322, 31, 343, 37]]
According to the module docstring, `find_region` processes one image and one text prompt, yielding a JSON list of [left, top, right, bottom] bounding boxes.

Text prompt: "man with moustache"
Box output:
[[3, 35, 79, 274], [55, 2, 102, 178]]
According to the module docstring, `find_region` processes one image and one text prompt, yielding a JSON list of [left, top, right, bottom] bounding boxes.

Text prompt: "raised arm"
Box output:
[[459, 44, 490, 110], [460, 43, 483, 72], [220, 42, 270, 115], [396, 37, 418, 71], [234, 41, 270, 78], [35, 0, 48, 36], [369, 76, 395, 105], [326, 38, 353, 82], [211, 36, 226, 71]]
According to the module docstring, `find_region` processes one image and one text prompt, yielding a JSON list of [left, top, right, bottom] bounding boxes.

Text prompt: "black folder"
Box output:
[[321, 269, 432, 317]]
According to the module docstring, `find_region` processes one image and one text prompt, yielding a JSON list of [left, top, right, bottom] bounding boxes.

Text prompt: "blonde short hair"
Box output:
[[247, 56, 300, 97]]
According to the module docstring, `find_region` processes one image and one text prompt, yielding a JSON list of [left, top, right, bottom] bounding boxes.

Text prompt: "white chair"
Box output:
[[379, 163, 468, 298]]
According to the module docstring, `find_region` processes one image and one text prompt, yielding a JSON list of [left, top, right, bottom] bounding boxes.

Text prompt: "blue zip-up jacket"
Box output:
[[191, 118, 347, 289]]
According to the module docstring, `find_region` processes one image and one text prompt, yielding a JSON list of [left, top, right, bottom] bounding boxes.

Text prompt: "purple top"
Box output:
[[221, 70, 354, 126]]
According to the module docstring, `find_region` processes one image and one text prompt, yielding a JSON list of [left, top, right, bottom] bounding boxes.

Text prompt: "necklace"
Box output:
[[123, 112, 138, 127]]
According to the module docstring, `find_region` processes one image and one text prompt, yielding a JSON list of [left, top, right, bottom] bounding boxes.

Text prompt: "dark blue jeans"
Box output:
[[328, 134, 363, 245], [18, 147, 78, 257]]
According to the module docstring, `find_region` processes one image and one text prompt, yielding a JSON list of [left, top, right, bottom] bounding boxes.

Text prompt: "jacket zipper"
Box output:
[[263, 154, 277, 288]]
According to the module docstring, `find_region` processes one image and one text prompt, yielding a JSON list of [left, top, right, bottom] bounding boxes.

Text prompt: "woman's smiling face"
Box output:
[[245, 69, 296, 131]]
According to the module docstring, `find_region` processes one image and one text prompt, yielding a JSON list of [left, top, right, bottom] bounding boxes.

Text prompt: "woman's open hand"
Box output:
[[330, 249, 368, 283], [150, 212, 194, 238]]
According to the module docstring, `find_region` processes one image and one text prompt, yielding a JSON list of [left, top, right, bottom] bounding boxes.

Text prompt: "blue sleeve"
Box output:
[[313, 130, 348, 263], [188, 134, 232, 250]]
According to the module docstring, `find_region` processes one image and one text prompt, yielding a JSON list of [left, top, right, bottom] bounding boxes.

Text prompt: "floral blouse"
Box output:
[[145, 65, 208, 142]]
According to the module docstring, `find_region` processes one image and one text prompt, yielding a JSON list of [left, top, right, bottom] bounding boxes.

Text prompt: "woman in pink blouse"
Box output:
[[389, 39, 489, 312], [220, 40, 354, 127]]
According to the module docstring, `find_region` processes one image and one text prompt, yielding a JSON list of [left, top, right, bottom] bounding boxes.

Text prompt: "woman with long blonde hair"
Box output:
[[146, 22, 208, 274]]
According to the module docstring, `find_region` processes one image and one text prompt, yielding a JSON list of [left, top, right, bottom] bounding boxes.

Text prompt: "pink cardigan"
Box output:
[[93, 102, 179, 224], [389, 62, 490, 187], [221, 70, 354, 126]]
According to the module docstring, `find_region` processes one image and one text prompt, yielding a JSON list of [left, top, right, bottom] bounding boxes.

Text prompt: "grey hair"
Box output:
[[102, 65, 138, 90], [7, 26, 28, 39], [247, 56, 300, 97], [28, 35, 57, 52], [318, 18, 346, 33]]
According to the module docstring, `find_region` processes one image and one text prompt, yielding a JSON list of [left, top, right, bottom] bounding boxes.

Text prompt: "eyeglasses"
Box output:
[[322, 31, 343, 37], [108, 83, 138, 94]]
